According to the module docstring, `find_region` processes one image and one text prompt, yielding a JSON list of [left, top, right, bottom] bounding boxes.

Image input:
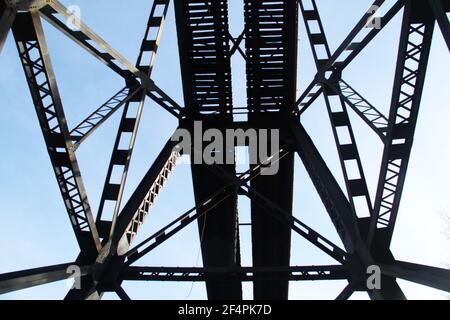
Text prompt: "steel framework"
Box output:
[[0, 0, 449, 300]]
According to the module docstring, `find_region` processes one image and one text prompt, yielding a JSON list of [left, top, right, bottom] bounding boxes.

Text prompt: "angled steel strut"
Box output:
[[368, 0, 436, 250], [12, 12, 102, 256], [96, 0, 171, 243], [298, 0, 374, 226]]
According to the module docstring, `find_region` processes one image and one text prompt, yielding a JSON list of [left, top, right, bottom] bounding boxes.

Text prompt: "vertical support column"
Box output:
[[174, 0, 241, 299], [244, 0, 298, 299]]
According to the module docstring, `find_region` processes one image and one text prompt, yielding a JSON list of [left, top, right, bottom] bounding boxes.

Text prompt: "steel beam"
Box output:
[[0, 2, 16, 54], [336, 79, 388, 142], [38, 2, 182, 120], [289, 121, 364, 256], [65, 277, 102, 300], [0, 263, 92, 295], [335, 283, 355, 300], [245, 181, 348, 265], [295, 77, 390, 145], [295, 80, 323, 116], [96, 0, 171, 242], [174, 0, 241, 300], [189, 127, 241, 300], [367, 276, 407, 300], [292, 0, 404, 115], [146, 80, 184, 118], [39, 1, 143, 79], [12, 12, 101, 256], [70, 86, 141, 149], [243, 0, 298, 300], [174, 0, 234, 116], [368, 0, 435, 249], [429, 0, 450, 51], [121, 265, 349, 282], [228, 30, 246, 59], [334, 0, 405, 72], [195, 144, 349, 265], [111, 138, 180, 255], [124, 154, 347, 266], [381, 261, 450, 293], [64, 140, 179, 299], [114, 285, 131, 300], [290, 121, 409, 300], [125, 186, 235, 266], [299, 0, 374, 228]]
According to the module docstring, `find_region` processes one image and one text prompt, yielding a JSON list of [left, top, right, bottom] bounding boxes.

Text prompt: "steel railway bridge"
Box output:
[[0, 0, 449, 299]]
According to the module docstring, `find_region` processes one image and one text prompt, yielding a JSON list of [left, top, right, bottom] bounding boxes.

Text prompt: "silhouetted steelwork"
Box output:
[[0, 0, 449, 300]]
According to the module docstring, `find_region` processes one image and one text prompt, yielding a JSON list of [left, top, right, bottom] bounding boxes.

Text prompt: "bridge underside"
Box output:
[[0, 0, 449, 301]]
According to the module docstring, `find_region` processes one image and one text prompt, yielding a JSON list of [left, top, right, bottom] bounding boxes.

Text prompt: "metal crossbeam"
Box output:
[[125, 186, 234, 266], [64, 138, 179, 299], [381, 261, 450, 293], [368, 0, 435, 249], [243, 0, 298, 300], [70, 86, 141, 149], [174, 0, 234, 116], [336, 79, 388, 141], [39, 1, 143, 80], [193, 144, 349, 265], [146, 80, 184, 118], [290, 121, 408, 300], [296, 78, 389, 143], [228, 30, 246, 59], [121, 265, 349, 282], [124, 150, 347, 266], [12, 12, 101, 254], [295, 80, 323, 116]]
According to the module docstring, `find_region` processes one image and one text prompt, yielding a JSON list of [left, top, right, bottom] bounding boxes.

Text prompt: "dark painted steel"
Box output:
[[0, 263, 92, 295], [122, 265, 348, 282], [368, 0, 435, 249], [12, 12, 101, 256]]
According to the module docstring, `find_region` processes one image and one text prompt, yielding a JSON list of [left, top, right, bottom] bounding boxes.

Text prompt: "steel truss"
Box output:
[[0, 0, 449, 300]]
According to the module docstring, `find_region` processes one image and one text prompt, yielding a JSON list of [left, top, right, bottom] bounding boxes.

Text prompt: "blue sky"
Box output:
[[0, 0, 449, 300]]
